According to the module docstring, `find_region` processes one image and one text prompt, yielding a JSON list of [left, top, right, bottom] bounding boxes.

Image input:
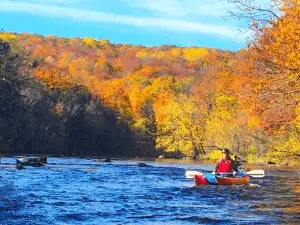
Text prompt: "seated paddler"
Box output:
[[212, 148, 237, 176]]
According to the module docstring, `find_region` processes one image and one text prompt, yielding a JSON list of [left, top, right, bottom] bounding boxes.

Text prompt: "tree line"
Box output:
[[0, 0, 299, 165]]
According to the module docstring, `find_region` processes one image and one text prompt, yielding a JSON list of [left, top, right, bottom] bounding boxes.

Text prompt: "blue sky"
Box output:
[[0, 0, 258, 50]]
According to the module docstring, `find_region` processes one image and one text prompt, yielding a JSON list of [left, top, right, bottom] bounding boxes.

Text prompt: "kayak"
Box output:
[[194, 173, 249, 186]]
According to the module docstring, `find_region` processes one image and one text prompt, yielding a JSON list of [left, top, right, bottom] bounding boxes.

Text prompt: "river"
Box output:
[[0, 157, 299, 224]]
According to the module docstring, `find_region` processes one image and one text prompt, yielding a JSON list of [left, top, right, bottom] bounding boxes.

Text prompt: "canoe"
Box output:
[[194, 173, 249, 186]]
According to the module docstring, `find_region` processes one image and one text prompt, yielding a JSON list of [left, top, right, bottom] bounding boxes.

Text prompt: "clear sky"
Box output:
[[0, 0, 255, 50]]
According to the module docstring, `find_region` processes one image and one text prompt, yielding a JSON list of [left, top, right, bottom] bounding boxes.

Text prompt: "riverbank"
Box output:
[[1, 153, 299, 172]]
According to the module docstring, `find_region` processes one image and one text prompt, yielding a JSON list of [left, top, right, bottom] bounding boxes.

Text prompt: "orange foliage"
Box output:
[[33, 66, 73, 89], [32, 44, 57, 57], [8, 18, 299, 162]]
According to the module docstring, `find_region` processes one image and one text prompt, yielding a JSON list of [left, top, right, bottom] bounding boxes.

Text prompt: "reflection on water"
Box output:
[[283, 180, 300, 216], [0, 157, 299, 224]]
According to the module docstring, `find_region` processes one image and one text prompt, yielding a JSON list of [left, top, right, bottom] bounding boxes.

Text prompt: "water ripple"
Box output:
[[0, 157, 299, 224]]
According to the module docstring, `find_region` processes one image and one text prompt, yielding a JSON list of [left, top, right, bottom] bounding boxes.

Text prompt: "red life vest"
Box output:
[[217, 159, 233, 173]]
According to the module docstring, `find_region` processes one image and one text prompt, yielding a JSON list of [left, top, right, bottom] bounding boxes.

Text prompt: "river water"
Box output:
[[0, 157, 299, 224]]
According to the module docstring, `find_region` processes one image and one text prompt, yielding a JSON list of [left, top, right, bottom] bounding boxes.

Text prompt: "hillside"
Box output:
[[0, 0, 299, 165], [0, 39, 146, 157]]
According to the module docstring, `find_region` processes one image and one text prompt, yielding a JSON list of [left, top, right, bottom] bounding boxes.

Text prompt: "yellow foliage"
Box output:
[[255, 0, 300, 84], [0, 32, 17, 43], [155, 94, 203, 156], [127, 83, 145, 117], [170, 48, 182, 57], [99, 39, 110, 46], [247, 145, 256, 164], [149, 76, 175, 96], [206, 150, 222, 161], [0, 32, 20, 51], [131, 117, 149, 133], [183, 47, 209, 61], [98, 79, 131, 115], [33, 67, 74, 89], [205, 117, 233, 149], [151, 51, 166, 59], [139, 66, 157, 77], [270, 136, 300, 164], [247, 116, 261, 129], [68, 58, 91, 77], [57, 52, 72, 69], [69, 38, 82, 46], [293, 103, 300, 127], [4, 27, 299, 165], [124, 71, 150, 86], [136, 50, 149, 58], [215, 95, 239, 119], [205, 95, 240, 149], [83, 37, 99, 48]]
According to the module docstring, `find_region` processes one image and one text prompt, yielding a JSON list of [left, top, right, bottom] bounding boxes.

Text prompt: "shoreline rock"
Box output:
[[16, 156, 47, 169]]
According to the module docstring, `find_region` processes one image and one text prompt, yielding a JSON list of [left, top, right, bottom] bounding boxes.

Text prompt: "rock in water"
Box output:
[[137, 162, 150, 167], [16, 157, 46, 168]]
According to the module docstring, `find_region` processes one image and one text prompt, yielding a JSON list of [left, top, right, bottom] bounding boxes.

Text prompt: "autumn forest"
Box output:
[[0, 0, 299, 165]]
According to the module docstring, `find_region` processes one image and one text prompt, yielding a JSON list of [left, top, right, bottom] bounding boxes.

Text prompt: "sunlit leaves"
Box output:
[[34, 66, 73, 89], [99, 39, 110, 46], [0, 32, 19, 51], [83, 37, 99, 48], [0, 32, 17, 43], [155, 94, 203, 156], [183, 47, 209, 61], [205, 95, 239, 149], [6, 14, 299, 165], [254, 0, 300, 76]]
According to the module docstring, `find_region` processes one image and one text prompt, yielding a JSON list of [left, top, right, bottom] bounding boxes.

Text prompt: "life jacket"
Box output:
[[217, 159, 233, 173]]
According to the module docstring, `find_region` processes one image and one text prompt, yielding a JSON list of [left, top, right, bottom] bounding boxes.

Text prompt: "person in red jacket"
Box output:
[[213, 148, 237, 176]]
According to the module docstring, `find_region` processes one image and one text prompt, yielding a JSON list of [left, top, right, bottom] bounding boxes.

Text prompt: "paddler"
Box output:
[[212, 148, 237, 176]]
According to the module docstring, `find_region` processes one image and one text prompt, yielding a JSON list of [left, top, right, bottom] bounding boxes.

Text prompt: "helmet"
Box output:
[[221, 148, 229, 154]]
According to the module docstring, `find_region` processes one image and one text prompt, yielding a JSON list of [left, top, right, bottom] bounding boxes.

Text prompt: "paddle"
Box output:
[[185, 169, 265, 179]]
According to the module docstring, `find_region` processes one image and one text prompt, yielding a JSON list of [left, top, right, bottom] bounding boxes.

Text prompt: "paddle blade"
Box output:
[[246, 170, 265, 178], [246, 169, 265, 177], [185, 171, 203, 178], [249, 174, 265, 178]]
